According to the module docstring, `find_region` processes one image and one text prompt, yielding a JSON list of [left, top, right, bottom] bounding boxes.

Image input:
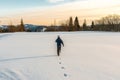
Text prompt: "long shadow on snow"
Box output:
[[0, 55, 56, 62]]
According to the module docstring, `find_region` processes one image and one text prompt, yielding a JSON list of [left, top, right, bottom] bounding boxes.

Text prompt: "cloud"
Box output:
[[48, 0, 64, 3], [48, 0, 84, 3]]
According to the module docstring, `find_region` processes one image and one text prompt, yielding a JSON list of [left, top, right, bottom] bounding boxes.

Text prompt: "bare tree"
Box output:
[[59, 20, 69, 31], [95, 14, 120, 31]]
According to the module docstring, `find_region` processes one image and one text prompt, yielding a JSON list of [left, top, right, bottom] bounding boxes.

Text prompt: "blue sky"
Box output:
[[0, 0, 51, 9], [0, 0, 79, 9], [0, 0, 80, 16]]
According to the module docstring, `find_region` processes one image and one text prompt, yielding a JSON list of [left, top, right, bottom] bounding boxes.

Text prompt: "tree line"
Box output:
[[0, 19, 25, 32], [46, 14, 120, 32], [0, 14, 120, 32]]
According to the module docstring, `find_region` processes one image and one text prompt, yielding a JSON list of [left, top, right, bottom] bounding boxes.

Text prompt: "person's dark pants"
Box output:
[[57, 46, 61, 56]]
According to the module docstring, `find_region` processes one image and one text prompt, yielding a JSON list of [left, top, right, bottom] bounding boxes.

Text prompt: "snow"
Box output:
[[0, 32, 120, 80]]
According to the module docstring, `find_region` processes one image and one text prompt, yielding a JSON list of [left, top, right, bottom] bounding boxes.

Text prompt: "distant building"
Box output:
[[0, 25, 9, 32], [24, 24, 47, 32]]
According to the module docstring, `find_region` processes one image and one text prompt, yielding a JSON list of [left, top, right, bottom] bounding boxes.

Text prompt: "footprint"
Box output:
[[59, 58, 61, 60], [61, 67, 65, 69], [64, 73, 68, 77], [59, 62, 61, 64]]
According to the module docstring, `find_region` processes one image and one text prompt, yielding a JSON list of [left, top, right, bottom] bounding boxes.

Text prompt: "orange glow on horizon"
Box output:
[[0, 0, 120, 26]]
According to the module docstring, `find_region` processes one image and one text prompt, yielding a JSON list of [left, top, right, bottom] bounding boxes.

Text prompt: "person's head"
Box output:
[[58, 35, 60, 39]]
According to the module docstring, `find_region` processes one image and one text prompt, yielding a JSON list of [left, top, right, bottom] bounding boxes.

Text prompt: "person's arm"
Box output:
[[55, 39, 57, 43], [61, 40, 64, 47]]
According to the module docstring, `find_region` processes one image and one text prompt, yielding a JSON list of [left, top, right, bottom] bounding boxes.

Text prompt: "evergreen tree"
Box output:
[[74, 16, 80, 31], [91, 21, 95, 30], [69, 17, 73, 31], [83, 19, 87, 30], [20, 18, 25, 31]]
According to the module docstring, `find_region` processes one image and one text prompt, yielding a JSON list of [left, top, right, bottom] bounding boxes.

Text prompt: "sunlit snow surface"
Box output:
[[0, 32, 120, 80]]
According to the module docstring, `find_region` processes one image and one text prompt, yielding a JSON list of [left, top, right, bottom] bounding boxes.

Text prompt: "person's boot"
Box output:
[[58, 52, 59, 56]]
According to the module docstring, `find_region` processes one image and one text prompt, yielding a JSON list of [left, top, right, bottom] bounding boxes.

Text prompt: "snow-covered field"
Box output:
[[0, 32, 120, 80]]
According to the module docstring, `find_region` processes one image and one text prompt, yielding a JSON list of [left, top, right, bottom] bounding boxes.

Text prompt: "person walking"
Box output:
[[55, 36, 64, 56]]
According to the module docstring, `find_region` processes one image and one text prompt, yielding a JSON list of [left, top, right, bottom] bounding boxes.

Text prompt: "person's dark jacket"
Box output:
[[55, 37, 64, 47]]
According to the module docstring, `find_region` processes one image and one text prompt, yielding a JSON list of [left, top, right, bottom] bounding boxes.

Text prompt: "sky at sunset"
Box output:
[[0, 0, 120, 25]]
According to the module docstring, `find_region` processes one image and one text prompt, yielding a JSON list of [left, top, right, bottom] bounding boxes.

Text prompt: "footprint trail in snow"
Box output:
[[58, 57, 70, 79]]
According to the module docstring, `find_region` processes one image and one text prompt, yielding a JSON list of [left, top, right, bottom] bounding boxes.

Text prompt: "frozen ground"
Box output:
[[0, 32, 120, 80]]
